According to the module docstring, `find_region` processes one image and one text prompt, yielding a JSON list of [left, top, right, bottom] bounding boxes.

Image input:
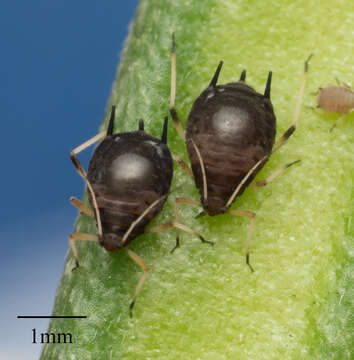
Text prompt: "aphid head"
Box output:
[[202, 197, 228, 216], [99, 232, 127, 252]]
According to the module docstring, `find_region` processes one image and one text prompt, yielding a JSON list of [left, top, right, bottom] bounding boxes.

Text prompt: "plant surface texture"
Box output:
[[41, 0, 353, 359]]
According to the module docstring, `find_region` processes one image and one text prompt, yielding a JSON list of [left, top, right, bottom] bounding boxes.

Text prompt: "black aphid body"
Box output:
[[87, 129, 173, 252], [186, 81, 276, 216]]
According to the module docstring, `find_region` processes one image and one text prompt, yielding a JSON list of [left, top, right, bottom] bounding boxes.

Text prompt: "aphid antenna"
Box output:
[[171, 32, 176, 53], [191, 138, 208, 203], [170, 34, 177, 110], [209, 61, 224, 87], [291, 54, 313, 130], [225, 154, 269, 209], [304, 53, 313, 72], [121, 197, 164, 247]]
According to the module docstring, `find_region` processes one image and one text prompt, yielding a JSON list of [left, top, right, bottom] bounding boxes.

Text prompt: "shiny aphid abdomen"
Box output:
[[186, 80, 276, 215], [87, 130, 173, 251]]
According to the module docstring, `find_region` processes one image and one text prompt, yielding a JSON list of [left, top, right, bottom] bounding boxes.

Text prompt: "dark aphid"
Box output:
[[170, 36, 312, 271], [69, 106, 206, 316], [315, 81, 354, 131], [185, 70, 276, 216]]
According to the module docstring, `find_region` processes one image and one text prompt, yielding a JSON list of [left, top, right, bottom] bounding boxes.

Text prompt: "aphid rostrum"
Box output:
[[315, 80, 354, 131], [69, 106, 208, 316], [169, 36, 312, 271]]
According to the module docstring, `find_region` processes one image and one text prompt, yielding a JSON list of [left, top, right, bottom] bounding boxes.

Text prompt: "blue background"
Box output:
[[0, 1, 139, 358]]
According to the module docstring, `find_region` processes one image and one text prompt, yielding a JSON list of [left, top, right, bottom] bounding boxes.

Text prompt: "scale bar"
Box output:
[[17, 316, 87, 319]]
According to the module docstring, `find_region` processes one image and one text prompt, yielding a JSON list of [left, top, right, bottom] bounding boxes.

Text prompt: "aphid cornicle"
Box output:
[[169, 36, 312, 271], [315, 81, 354, 131], [69, 106, 208, 316]]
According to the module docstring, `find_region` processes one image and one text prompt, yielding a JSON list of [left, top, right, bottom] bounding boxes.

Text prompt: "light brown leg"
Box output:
[[227, 209, 256, 272], [70, 196, 94, 217], [335, 77, 351, 89], [169, 34, 186, 142], [146, 219, 213, 250], [175, 197, 201, 207], [70, 131, 106, 237], [172, 153, 193, 177], [173, 222, 213, 246], [330, 110, 352, 132], [250, 160, 300, 187], [146, 222, 175, 233], [272, 54, 313, 153], [307, 105, 323, 114], [171, 197, 203, 252], [126, 248, 149, 318], [69, 233, 99, 270]]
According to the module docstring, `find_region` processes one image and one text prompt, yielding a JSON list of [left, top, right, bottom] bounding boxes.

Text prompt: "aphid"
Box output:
[[69, 106, 207, 316], [315, 81, 354, 131], [169, 36, 312, 271]]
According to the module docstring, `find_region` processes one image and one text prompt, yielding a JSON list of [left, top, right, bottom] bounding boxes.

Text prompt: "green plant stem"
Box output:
[[41, 1, 353, 359]]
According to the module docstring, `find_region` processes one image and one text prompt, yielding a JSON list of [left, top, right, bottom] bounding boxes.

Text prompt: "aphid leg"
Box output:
[[169, 33, 186, 142], [330, 110, 352, 132], [227, 209, 256, 272], [172, 198, 181, 253], [335, 77, 351, 89], [250, 160, 301, 187], [70, 130, 106, 237], [307, 105, 322, 113], [172, 153, 193, 177], [69, 233, 99, 271], [146, 220, 213, 249], [172, 197, 202, 252], [126, 248, 149, 318], [175, 197, 201, 208], [145, 222, 176, 233], [70, 196, 94, 217], [272, 54, 313, 153], [173, 222, 214, 246]]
